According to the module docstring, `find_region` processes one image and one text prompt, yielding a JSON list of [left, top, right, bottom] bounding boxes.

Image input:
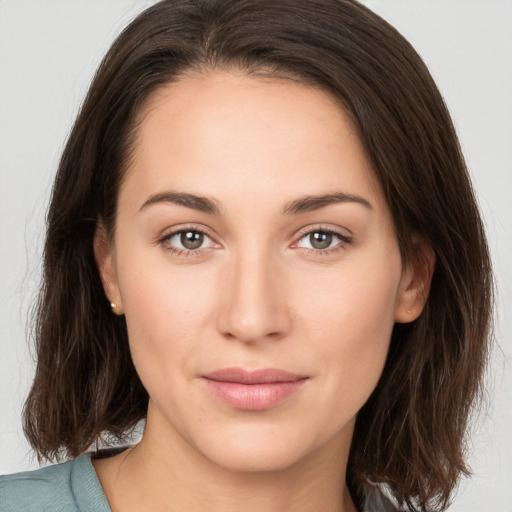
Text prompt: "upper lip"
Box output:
[[202, 367, 307, 384]]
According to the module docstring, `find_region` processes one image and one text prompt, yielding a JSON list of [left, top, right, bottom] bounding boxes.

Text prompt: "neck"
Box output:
[[94, 402, 357, 512]]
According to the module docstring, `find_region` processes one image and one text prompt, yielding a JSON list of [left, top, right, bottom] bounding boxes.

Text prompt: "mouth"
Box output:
[[201, 367, 308, 410]]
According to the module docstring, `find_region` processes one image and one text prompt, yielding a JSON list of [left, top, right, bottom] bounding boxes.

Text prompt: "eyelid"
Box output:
[[158, 224, 221, 254], [294, 224, 353, 242], [291, 225, 353, 252]]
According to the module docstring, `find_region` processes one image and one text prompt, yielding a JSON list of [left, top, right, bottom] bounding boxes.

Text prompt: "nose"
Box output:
[[216, 248, 292, 344]]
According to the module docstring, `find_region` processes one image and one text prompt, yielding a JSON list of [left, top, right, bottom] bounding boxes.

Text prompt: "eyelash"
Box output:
[[159, 226, 215, 257], [293, 226, 353, 256], [159, 225, 353, 258]]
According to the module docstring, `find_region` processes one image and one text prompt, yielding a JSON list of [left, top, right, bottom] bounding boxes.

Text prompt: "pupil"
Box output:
[[310, 231, 332, 249], [181, 231, 203, 250]]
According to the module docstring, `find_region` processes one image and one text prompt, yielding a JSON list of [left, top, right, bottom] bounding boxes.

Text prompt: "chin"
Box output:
[[189, 421, 334, 474], [205, 442, 306, 473]]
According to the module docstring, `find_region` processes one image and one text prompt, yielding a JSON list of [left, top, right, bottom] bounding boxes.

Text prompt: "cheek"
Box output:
[[297, 250, 400, 343], [296, 252, 401, 414], [115, 251, 219, 387]]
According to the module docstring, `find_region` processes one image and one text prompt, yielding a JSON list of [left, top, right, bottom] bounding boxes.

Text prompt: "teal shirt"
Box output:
[[0, 454, 111, 512]]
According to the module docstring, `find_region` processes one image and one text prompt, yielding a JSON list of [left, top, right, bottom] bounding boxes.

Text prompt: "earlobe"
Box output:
[[93, 221, 124, 315], [395, 238, 435, 324]]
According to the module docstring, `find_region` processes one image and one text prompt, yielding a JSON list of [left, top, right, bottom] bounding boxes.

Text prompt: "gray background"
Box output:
[[1, 1, 511, 510]]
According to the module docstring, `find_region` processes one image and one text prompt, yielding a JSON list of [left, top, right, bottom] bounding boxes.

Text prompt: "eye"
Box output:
[[162, 228, 217, 252], [296, 229, 351, 251]]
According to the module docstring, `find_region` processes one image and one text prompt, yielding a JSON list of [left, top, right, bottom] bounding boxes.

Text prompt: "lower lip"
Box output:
[[202, 378, 307, 410]]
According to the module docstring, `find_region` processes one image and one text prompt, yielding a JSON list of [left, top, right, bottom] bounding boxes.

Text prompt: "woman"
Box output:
[[0, 0, 492, 511]]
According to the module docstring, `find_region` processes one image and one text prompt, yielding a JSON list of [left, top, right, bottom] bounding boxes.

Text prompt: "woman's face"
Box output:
[[97, 71, 423, 473]]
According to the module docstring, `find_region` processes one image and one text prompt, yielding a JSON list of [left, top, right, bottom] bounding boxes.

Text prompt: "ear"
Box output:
[[93, 221, 124, 315], [394, 236, 435, 323]]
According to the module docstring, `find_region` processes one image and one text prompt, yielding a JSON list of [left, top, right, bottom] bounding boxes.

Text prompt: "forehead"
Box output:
[[121, 70, 384, 211]]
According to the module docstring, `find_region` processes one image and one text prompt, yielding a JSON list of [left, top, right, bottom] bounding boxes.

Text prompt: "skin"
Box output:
[[94, 70, 432, 512]]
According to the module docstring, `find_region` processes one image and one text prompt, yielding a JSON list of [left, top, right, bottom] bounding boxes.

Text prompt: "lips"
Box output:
[[201, 368, 308, 410]]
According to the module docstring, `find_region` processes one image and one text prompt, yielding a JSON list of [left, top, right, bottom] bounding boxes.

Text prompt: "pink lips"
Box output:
[[201, 368, 308, 410]]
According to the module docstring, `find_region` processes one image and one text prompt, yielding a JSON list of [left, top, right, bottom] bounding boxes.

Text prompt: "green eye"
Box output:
[[308, 232, 333, 250], [297, 230, 351, 251], [180, 230, 204, 250], [164, 229, 215, 252]]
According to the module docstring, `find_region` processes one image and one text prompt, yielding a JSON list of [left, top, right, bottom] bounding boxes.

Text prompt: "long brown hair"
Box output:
[[23, 1, 493, 510]]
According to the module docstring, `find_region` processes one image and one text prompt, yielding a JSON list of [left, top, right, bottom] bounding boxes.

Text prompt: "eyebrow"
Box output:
[[140, 191, 221, 215], [283, 192, 373, 215], [139, 190, 372, 216]]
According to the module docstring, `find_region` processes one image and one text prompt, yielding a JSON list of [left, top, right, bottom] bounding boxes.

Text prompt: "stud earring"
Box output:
[[110, 302, 117, 310]]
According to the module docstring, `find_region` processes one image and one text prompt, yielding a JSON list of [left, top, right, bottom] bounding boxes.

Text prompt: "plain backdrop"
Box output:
[[1, 1, 511, 510]]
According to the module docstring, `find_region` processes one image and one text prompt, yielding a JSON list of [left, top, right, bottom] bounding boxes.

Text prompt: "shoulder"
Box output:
[[0, 454, 111, 512], [0, 458, 77, 512]]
